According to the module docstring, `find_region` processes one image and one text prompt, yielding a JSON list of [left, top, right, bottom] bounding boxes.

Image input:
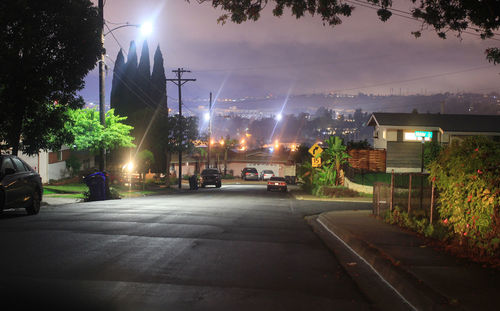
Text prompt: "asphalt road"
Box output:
[[0, 184, 373, 311]]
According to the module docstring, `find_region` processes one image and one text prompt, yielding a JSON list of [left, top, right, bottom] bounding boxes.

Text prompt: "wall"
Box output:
[[344, 177, 373, 194]]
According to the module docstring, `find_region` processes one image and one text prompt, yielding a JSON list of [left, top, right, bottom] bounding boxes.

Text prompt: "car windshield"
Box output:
[[263, 170, 273, 174], [246, 168, 257, 173], [202, 169, 219, 175], [269, 177, 285, 181]]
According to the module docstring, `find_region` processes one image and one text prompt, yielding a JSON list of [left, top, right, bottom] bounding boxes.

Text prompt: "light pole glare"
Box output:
[[140, 21, 153, 36], [204, 112, 210, 121], [276, 113, 282, 121]]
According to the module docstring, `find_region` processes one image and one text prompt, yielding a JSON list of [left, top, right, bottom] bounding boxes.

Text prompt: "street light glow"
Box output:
[[276, 113, 282, 121], [140, 21, 153, 36], [204, 112, 210, 121]]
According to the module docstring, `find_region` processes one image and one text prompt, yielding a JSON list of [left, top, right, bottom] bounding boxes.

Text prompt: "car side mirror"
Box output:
[[4, 167, 16, 175]]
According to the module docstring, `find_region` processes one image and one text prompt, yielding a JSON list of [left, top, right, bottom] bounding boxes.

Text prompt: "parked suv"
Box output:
[[259, 170, 275, 181], [241, 167, 259, 181], [200, 168, 222, 188], [0, 154, 43, 215]]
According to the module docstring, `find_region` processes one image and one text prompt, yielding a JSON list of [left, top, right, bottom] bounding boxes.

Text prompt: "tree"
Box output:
[[0, 0, 101, 155], [137, 149, 155, 186], [64, 108, 135, 152], [110, 49, 126, 113], [197, 0, 500, 63], [321, 136, 350, 186], [222, 136, 238, 176]]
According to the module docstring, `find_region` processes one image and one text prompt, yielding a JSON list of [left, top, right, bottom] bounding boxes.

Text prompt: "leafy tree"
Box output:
[[321, 136, 350, 186], [197, 0, 500, 63], [137, 149, 155, 185], [222, 136, 238, 176], [429, 136, 500, 256], [0, 0, 101, 155], [64, 108, 135, 152]]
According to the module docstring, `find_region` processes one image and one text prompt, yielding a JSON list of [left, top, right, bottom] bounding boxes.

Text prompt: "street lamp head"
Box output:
[[140, 21, 153, 36], [204, 112, 210, 121], [276, 113, 283, 121]]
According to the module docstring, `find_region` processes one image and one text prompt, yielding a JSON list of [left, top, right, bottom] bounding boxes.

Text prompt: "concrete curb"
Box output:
[[289, 191, 372, 203], [312, 213, 456, 311]]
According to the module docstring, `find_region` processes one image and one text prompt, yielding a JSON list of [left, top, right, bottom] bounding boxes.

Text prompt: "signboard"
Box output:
[[312, 157, 321, 167], [414, 131, 433, 138], [308, 144, 323, 157]]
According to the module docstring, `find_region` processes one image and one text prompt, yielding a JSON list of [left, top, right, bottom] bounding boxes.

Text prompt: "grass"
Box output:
[[44, 183, 87, 194], [43, 182, 173, 199]]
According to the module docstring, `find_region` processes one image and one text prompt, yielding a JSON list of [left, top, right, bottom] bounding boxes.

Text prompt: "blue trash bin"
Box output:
[[85, 172, 106, 201]]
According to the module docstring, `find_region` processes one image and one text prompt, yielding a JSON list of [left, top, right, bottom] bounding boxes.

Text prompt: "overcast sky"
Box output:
[[80, 0, 500, 104]]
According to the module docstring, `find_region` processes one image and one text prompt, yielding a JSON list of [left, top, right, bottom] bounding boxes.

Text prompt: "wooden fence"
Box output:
[[348, 149, 386, 172], [373, 171, 437, 224]]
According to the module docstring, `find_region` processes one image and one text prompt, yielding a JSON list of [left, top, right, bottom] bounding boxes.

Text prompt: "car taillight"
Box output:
[[246, 172, 250, 175], [267, 181, 272, 185], [279, 182, 286, 186]]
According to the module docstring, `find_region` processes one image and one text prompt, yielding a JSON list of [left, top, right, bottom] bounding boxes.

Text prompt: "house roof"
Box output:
[[367, 112, 500, 133]]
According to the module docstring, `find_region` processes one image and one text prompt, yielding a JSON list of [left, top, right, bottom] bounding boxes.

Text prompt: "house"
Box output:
[[367, 112, 500, 173]]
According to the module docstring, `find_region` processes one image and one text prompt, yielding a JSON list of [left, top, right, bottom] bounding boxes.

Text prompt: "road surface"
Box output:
[[0, 184, 373, 310]]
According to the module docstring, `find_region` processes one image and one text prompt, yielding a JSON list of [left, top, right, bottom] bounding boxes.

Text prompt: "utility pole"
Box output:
[[207, 92, 212, 169], [98, 0, 106, 171], [167, 68, 196, 189]]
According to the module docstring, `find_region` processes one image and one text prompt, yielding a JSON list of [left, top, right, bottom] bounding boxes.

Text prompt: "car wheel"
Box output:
[[282, 188, 287, 193], [267, 187, 270, 191], [216, 182, 221, 188], [26, 190, 41, 215], [201, 183, 205, 188]]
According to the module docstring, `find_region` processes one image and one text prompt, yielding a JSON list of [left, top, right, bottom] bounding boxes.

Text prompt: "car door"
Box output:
[[1, 157, 23, 208], [11, 157, 32, 207]]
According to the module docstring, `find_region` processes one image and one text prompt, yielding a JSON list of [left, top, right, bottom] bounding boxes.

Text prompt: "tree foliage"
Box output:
[[64, 108, 135, 152], [196, 0, 500, 63], [0, 0, 102, 155], [429, 136, 500, 256]]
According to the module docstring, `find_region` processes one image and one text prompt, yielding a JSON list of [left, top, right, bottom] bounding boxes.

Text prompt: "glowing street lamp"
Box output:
[[204, 112, 210, 122], [276, 113, 283, 121], [140, 21, 153, 36]]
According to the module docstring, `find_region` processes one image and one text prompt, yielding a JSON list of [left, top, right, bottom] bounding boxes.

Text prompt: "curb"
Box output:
[[289, 191, 372, 203], [311, 213, 456, 311]]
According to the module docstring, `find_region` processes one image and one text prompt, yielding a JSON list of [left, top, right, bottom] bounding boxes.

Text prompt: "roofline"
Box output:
[[367, 114, 379, 127]]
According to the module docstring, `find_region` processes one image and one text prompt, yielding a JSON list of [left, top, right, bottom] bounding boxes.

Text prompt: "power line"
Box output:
[[347, 0, 500, 41]]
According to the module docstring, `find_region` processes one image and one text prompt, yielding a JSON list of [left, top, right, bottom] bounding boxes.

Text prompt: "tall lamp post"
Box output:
[[97, 0, 152, 171]]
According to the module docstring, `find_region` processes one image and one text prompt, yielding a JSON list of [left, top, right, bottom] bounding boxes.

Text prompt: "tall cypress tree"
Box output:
[[136, 40, 151, 110], [110, 49, 125, 115], [123, 40, 138, 116], [151, 45, 167, 111]]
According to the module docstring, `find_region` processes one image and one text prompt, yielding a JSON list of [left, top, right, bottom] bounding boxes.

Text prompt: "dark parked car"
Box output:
[[0, 154, 43, 215], [267, 176, 287, 192], [241, 167, 259, 181], [200, 168, 222, 188]]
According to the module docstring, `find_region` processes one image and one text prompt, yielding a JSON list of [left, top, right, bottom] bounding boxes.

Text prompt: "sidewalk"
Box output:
[[309, 210, 500, 311]]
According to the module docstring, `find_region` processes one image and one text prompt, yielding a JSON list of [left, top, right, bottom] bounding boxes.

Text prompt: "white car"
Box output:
[[260, 170, 275, 181]]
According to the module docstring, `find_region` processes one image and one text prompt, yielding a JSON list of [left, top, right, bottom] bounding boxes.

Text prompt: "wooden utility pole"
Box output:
[[98, 0, 106, 171], [166, 68, 196, 189], [207, 92, 212, 169]]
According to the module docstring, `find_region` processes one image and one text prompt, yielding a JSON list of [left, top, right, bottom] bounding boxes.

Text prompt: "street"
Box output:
[[0, 184, 373, 310]]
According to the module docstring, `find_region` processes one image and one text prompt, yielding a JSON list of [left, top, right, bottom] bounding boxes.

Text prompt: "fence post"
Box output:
[[430, 180, 435, 225], [390, 170, 394, 212], [377, 184, 381, 216], [408, 173, 412, 214]]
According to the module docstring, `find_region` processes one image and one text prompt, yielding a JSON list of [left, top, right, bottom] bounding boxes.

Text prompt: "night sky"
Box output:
[[80, 0, 500, 105]]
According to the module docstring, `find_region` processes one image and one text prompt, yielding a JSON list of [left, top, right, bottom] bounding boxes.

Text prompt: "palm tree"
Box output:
[[321, 136, 350, 185]]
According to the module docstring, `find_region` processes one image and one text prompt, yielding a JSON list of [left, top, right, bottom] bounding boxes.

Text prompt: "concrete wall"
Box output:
[[344, 177, 373, 194]]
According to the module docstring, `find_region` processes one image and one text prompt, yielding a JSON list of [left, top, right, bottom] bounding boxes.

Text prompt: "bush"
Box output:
[[319, 186, 360, 197], [429, 136, 500, 256]]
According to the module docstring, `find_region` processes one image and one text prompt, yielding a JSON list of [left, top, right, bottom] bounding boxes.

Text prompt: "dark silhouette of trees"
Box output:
[[197, 0, 500, 63], [0, 0, 101, 155]]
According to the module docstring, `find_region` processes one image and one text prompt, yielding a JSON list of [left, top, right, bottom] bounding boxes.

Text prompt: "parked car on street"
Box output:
[[259, 170, 275, 181], [267, 176, 287, 192], [241, 167, 259, 181], [0, 154, 43, 215], [200, 168, 222, 188]]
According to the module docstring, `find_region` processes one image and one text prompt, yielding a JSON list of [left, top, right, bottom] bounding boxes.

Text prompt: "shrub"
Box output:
[[429, 136, 500, 256]]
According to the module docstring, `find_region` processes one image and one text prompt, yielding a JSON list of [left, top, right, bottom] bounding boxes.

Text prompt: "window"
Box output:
[[12, 157, 27, 172], [1, 157, 15, 173]]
